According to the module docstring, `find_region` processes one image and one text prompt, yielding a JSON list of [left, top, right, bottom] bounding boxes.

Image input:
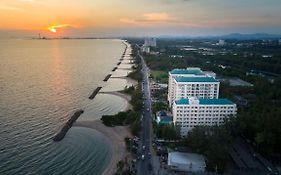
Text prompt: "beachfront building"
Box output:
[[173, 97, 237, 136], [168, 68, 219, 107]]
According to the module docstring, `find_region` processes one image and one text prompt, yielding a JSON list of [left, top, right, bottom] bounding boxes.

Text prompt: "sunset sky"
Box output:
[[1, 0, 281, 37]]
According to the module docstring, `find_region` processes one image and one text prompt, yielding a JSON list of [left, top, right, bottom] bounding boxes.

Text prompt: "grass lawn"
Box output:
[[151, 70, 168, 84]]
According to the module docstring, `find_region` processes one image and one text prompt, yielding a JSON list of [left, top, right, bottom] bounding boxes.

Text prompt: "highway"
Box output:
[[137, 49, 154, 175]]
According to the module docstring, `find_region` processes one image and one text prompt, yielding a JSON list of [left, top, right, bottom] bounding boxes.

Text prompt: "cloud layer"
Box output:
[[0, 0, 281, 36]]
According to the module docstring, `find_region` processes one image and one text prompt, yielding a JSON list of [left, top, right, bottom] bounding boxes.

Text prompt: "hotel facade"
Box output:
[[168, 68, 219, 107], [173, 97, 237, 136], [167, 68, 237, 137]]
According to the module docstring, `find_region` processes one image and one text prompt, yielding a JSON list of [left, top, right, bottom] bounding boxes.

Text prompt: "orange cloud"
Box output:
[[119, 18, 138, 25], [47, 24, 70, 33], [119, 12, 202, 27], [119, 12, 175, 26], [119, 13, 200, 27], [142, 13, 172, 22]]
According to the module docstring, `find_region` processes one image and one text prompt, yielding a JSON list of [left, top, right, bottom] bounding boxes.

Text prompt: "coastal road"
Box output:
[[137, 48, 154, 175]]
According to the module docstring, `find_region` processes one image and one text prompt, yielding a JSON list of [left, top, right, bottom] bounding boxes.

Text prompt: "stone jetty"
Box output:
[[89, 86, 102, 99], [103, 74, 112, 81], [53, 109, 84, 142]]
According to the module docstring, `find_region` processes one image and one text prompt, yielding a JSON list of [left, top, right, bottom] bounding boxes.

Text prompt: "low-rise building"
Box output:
[[168, 152, 206, 173], [141, 46, 150, 53], [173, 97, 237, 136], [151, 82, 168, 93], [156, 111, 173, 125], [150, 82, 161, 93]]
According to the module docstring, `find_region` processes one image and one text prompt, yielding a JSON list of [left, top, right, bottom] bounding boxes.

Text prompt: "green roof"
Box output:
[[199, 98, 234, 105], [175, 98, 234, 105], [170, 69, 204, 75], [175, 98, 189, 105], [174, 76, 218, 83]]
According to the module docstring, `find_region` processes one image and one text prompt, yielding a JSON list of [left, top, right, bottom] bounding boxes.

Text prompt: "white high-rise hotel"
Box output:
[[168, 68, 237, 136], [173, 97, 237, 136], [168, 68, 219, 107]]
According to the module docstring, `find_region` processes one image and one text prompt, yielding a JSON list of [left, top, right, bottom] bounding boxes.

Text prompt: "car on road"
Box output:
[[141, 154, 145, 160], [148, 152, 151, 158], [142, 145, 146, 150]]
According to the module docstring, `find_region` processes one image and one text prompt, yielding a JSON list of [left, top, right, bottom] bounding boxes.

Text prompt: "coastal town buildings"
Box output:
[[172, 97, 237, 136], [141, 46, 150, 53], [218, 39, 225, 46], [142, 37, 157, 54], [144, 37, 157, 47], [168, 68, 219, 107]]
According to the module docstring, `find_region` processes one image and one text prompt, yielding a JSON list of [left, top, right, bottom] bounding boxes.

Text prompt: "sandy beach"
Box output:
[[125, 77, 138, 87], [73, 120, 131, 175], [109, 76, 138, 87], [73, 43, 136, 175], [74, 80, 136, 175], [100, 91, 132, 111], [80, 91, 133, 174]]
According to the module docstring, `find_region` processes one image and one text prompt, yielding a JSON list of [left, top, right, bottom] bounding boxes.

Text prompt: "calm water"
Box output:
[[0, 39, 130, 175]]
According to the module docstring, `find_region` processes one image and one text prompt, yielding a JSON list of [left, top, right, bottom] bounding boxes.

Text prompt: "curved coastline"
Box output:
[[74, 40, 135, 175], [73, 120, 131, 175]]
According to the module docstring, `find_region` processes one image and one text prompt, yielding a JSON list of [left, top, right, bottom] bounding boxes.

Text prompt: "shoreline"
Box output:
[[101, 91, 132, 111], [73, 120, 132, 175], [74, 41, 135, 175]]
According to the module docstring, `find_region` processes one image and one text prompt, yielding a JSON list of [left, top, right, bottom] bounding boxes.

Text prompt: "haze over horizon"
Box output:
[[1, 0, 281, 38]]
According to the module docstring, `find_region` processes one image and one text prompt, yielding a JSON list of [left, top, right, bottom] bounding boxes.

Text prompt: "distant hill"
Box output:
[[219, 33, 281, 40], [158, 33, 281, 40]]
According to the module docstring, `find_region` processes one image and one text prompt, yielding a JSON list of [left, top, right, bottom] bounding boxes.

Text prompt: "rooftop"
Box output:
[[175, 98, 234, 105], [170, 68, 205, 75], [159, 116, 173, 124], [175, 98, 189, 105], [174, 76, 219, 83], [156, 111, 173, 124], [168, 152, 206, 167], [200, 98, 234, 105]]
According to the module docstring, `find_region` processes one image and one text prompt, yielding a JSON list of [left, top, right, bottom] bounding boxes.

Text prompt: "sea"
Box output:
[[0, 39, 133, 175]]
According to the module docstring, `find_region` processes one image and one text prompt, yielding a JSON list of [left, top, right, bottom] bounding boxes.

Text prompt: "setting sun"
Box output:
[[49, 28, 56, 33], [47, 24, 69, 33]]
